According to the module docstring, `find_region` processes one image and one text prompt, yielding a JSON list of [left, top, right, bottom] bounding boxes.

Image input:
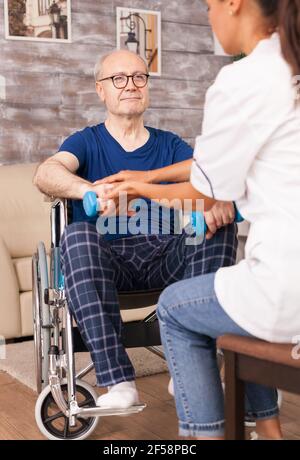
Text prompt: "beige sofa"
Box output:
[[0, 163, 51, 339], [0, 163, 156, 340]]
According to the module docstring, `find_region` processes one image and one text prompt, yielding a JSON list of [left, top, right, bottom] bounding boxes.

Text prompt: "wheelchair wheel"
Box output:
[[35, 380, 99, 440], [32, 242, 50, 394]]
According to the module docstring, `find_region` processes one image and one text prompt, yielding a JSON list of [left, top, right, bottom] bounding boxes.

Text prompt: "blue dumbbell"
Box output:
[[233, 205, 244, 223], [83, 191, 144, 217], [191, 203, 244, 236], [83, 191, 99, 217]]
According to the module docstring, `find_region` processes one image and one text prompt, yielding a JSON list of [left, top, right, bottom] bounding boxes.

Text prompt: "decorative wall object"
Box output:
[[4, 0, 71, 42], [116, 7, 161, 76]]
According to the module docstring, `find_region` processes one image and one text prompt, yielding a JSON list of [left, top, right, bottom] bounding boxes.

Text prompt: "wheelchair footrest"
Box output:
[[76, 403, 146, 418], [71, 320, 161, 353]]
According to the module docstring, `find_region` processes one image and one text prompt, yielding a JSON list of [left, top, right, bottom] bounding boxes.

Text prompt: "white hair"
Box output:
[[94, 50, 148, 82], [94, 52, 112, 82]]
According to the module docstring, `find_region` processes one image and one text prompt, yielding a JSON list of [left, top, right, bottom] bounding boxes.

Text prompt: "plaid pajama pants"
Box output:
[[60, 221, 237, 387]]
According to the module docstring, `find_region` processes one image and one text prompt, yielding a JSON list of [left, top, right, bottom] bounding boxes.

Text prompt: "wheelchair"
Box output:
[[32, 198, 280, 439], [32, 198, 165, 440]]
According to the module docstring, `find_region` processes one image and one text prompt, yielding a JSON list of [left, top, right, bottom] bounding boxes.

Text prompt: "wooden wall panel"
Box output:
[[0, 71, 61, 106], [163, 23, 213, 53], [0, 0, 231, 165], [145, 108, 204, 139], [71, 0, 209, 26]]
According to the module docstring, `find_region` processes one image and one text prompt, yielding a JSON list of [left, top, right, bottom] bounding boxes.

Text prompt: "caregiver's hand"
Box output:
[[93, 170, 153, 186], [204, 201, 235, 240], [100, 181, 140, 217]]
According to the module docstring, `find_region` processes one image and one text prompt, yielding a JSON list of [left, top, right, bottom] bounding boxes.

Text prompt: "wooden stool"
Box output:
[[217, 334, 300, 440]]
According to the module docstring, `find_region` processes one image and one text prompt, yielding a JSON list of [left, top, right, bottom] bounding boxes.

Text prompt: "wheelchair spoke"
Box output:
[[44, 410, 65, 424], [63, 419, 70, 439], [78, 396, 94, 408], [78, 417, 90, 428]]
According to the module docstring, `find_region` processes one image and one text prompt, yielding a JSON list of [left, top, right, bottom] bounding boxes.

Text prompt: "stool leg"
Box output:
[[224, 350, 245, 440]]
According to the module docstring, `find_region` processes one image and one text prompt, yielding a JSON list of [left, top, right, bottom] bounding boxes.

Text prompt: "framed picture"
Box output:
[[4, 0, 72, 43], [116, 7, 161, 76]]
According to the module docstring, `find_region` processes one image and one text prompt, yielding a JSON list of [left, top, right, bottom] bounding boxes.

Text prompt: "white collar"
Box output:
[[251, 32, 280, 56]]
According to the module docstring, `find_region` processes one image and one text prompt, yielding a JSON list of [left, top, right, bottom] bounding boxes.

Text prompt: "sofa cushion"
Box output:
[[0, 236, 21, 339], [13, 255, 50, 292], [0, 163, 51, 259], [121, 305, 156, 323], [20, 291, 34, 337], [13, 257, 33, 293]]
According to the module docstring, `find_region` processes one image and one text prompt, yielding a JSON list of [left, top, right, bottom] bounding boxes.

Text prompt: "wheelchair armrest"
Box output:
[[50, 198, 69, 247]]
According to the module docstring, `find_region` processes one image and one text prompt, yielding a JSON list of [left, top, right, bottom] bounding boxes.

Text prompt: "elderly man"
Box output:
[[34, 50, 237, 409]]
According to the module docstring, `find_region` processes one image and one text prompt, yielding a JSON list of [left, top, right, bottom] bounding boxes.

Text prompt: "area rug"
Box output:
[[0, 340, 168, 392]]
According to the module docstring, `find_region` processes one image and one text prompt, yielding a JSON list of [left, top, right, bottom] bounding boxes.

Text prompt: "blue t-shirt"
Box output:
[[59, 123, 193, 240]]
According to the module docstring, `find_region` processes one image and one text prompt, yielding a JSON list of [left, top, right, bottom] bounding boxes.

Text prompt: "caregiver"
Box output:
[[106, 0, 300, 440]]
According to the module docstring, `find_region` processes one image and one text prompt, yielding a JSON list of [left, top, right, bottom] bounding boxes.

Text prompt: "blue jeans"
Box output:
[[157, 272, 279, 438]]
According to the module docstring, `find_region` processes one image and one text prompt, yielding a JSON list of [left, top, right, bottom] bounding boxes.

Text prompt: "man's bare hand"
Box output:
[[204, 201, 235, 240]]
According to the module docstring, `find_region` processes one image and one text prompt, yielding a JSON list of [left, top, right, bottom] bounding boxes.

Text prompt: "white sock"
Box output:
[[96, 381, 140, 409]]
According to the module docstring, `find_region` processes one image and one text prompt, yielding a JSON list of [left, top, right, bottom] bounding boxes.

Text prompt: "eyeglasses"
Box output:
[[97, 73, 150, 89]]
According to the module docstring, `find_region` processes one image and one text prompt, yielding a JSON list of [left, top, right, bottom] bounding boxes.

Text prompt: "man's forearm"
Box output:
[[148, 159, 193, 183], [33, 160, 92, 200]]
